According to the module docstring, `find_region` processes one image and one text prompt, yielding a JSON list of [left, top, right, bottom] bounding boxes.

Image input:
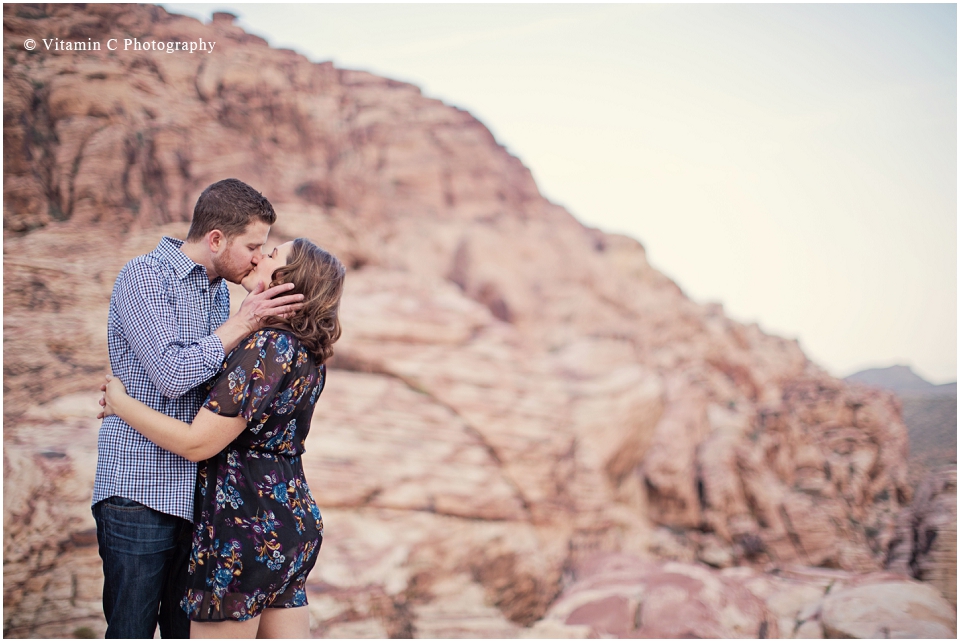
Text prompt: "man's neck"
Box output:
[[180, 240, 219, 282]]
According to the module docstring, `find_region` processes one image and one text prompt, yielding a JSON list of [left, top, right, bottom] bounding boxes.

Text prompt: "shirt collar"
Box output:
[[156, 236, 212, 282]]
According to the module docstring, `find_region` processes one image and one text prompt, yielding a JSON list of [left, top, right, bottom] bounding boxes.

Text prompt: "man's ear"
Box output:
[[206, 229, 226, 253]]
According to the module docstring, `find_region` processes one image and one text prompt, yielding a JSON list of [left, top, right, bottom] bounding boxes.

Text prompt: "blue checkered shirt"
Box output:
[[93, 236, 230, 521]]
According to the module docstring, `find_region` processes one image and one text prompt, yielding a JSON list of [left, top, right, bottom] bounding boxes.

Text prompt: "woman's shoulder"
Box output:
[[226, 327, 294, 361], [235, 327, 295, 347], [248, 327, 299, 351], [245, 327, 318, 370], [249, 326, 298, 343]]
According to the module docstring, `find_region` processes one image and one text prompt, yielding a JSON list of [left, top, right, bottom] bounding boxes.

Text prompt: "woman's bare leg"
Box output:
[[256, 607, 310, 639], [191, 616, 261, 639]]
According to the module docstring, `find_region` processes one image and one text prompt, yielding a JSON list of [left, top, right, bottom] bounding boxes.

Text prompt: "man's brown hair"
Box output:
[[262, 238, 345, 364], [187, 178, 277, 241]]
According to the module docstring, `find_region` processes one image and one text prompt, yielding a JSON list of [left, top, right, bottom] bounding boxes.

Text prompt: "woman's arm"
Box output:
[[100, 375, 246, 462]]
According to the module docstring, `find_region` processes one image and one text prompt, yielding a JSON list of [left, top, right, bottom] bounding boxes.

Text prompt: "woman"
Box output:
[[100, 238, 344, 638]]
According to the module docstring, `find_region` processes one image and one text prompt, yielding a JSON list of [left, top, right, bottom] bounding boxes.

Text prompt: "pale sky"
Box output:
[[165, 3, 958, 383]]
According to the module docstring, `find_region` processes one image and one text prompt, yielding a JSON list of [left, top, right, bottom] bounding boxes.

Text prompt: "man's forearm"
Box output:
[[131, 334, 225, 399], [115, 264, 226, 399]]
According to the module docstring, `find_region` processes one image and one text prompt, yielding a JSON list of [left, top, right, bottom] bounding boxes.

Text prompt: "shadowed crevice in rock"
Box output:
[[381, 372, 534, 520], [780, 504, 811, 563], [25, 84, 67, 225], [326, 349, 533, 519], [447, 238, 514, 323], [470, 552, 563, 626], [887, 467, 957, 608]]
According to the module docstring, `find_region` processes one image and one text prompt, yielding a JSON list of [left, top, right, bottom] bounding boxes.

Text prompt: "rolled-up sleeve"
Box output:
[[113, 262, 225, 399]]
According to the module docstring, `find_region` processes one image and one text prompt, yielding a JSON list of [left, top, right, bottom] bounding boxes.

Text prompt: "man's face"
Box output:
[[211, 220, 270, 284]]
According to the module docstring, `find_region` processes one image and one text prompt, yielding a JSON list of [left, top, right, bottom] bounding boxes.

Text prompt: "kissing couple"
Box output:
[[93, 178, 343, 638]]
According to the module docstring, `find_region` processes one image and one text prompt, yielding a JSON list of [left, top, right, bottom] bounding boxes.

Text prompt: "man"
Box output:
[[92, 178, 303, 638]]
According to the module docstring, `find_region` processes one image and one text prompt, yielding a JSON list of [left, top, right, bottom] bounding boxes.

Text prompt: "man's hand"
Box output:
[[236, 281, 305, 332], [214, 282, 304, 354]]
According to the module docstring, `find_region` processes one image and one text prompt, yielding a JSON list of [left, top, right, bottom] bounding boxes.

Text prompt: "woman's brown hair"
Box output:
[[261, 238, 345, 364]]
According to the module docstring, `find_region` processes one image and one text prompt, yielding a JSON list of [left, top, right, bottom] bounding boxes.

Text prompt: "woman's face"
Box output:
[[241, 241, 294, 293]]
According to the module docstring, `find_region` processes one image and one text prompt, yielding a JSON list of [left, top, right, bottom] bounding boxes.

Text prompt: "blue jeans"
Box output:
[[93, 497, 192, 639]]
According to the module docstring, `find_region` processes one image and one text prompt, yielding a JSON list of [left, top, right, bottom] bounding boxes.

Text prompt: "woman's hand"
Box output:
[[98, 374, 129, 420], [95, 372, 248, 461]]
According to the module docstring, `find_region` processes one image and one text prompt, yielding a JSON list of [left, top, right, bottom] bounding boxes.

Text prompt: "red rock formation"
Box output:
[[2, 4, 932, 638], [887, 466, 957, 607], [535, 554, 956, 639], [536, 553, 779, 638]]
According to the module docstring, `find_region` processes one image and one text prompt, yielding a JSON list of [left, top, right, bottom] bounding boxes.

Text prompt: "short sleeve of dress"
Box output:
[[202, 329, 297, 421]]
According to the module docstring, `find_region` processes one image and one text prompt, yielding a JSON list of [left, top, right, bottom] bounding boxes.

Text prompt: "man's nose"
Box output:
[[251, 251, 262, 264]]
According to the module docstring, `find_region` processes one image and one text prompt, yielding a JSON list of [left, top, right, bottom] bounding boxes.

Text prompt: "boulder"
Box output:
[[539, 557, 959, 640], [538, 554, 778, 638], [821, 578, 956, 639]]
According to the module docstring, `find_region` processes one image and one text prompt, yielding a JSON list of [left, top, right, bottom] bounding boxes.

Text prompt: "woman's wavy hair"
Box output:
[[261, 238, 345, 364]]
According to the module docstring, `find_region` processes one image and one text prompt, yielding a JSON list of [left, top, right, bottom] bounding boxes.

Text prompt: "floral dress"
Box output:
[[181, 328, 325, 622]]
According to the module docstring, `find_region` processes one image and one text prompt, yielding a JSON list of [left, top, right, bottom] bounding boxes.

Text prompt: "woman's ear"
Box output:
[[270, 269, 291, 288]]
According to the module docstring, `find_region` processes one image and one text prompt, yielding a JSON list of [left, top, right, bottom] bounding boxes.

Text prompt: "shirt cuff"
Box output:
[[199, 333, 226, 372]]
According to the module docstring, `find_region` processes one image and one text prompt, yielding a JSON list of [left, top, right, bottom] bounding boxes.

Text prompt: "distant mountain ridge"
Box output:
[[847, 366, 957, 484], [845, 365, 957, 398]]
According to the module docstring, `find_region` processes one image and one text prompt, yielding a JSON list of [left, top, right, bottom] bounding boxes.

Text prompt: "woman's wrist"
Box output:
[[112, 391, 133, 422]]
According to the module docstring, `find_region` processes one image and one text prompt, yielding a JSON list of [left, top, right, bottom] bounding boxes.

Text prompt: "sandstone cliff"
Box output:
[[3, 4, 950, 638], [888, 466, 957, 607]]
